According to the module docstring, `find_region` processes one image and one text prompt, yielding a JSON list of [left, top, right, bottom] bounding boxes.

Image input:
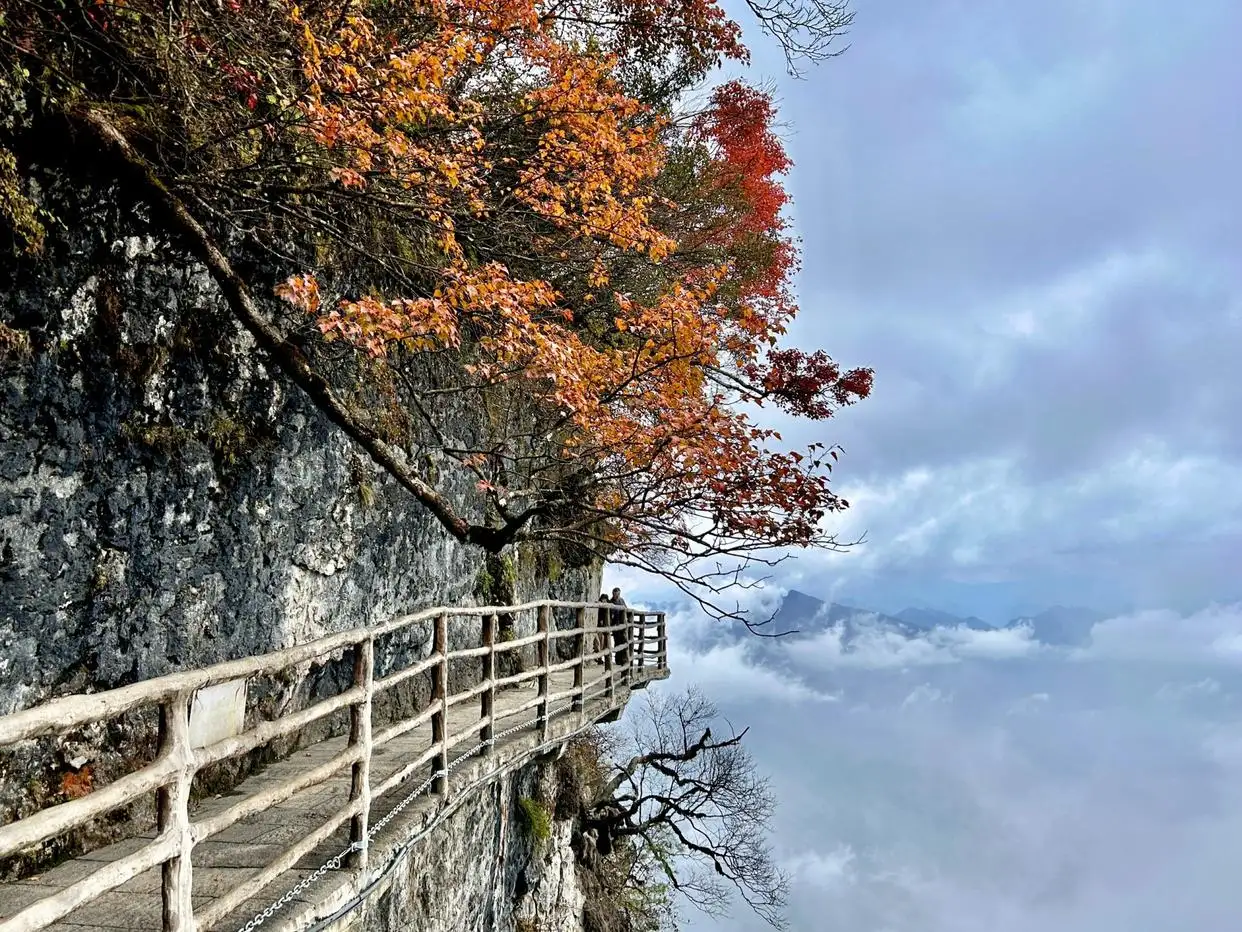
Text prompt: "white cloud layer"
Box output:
[[795, 620, 1043, 671], [668, 639, 841, 705], [1076, 604, 1242, 665], [654, 601, 1242, 932], [782, 845, 857, 889]]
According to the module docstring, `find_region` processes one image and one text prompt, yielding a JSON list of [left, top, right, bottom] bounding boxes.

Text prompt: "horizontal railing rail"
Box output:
[[0, 600, 667, 932]]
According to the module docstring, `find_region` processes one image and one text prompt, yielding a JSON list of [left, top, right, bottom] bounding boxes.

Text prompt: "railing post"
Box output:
[[158, 691, 194, 932], [636, 612, 645, 670], [479, 613, 496, 757], [621, 608, 630, 690], [604, 604, 615, 702], [347, 636, 374, 868], [431, 612, 449, 797], [572, 606, 586, 716], [657, 612, 668, 669], [537, 604, 550, 741]]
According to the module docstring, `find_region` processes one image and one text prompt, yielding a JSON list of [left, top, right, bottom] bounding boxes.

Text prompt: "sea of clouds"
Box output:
[[642, 596, 1242, 932]]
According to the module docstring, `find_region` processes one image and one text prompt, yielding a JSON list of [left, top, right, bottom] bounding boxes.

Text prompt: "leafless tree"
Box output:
[[745, 0, 854, 77], [585, 688, 789, 928]]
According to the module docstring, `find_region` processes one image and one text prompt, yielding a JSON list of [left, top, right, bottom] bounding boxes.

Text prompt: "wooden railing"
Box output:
[[0, 601, 668, 932]]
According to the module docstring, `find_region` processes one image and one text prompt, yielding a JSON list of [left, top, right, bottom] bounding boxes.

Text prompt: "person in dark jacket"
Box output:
[[609, 587, 630, 671], [594, 593, 611, 664]]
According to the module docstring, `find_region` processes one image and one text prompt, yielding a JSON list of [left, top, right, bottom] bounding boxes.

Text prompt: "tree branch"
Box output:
[[71, 106, 530, 552]]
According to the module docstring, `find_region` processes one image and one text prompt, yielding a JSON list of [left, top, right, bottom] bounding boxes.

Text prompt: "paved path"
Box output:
[[0, 667, 667, 931]]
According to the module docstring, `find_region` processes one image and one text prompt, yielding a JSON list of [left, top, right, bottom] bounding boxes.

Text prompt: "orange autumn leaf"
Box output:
[[60, 766, 93, 800], [17, 0, 871, 617]]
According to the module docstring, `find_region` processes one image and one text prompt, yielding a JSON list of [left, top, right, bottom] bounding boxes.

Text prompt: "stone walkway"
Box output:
[[0, 666, 667, 932]]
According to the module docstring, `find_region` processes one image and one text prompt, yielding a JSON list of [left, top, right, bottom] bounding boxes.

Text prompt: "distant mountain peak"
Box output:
[[896, 606, 993, 631], [771, 590, 915, 637], [1004, 605, 1106, 646], [779, 588, 827, 611], [764, 589, 1103, 644]]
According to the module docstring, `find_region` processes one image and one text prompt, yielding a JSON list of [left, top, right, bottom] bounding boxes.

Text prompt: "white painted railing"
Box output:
[[0, 600, 668, 932]]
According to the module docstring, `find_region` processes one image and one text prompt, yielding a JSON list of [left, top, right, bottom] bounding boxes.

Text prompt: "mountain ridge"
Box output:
[[766, 589, 1107, 646]]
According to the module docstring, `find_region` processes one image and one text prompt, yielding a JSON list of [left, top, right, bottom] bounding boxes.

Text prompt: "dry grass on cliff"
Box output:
[[555, 728, 618, 818]]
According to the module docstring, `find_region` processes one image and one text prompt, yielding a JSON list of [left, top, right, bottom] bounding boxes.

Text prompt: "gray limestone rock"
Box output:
[[0, 164, 600, 876]]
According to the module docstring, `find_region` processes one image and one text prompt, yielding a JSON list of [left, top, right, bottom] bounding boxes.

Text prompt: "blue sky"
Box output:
[[613, 2, 1242, 930], [637, 0, 1242, 625]]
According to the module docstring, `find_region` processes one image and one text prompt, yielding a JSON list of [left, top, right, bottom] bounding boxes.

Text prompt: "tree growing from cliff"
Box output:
[[582, 688, 787, 928], [1, 0, 869, 623]]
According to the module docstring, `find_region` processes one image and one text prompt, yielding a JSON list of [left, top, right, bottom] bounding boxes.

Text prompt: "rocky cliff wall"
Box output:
[[329, 751, 587, 932], [0, 167, 600, 867]]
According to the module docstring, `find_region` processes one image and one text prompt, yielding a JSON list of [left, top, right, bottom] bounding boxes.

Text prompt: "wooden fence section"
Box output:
[[0, 601, 668, 932]]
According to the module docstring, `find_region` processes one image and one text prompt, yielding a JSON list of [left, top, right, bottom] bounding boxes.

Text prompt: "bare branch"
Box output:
[[69, 107, 535, 554], [588, 689, 789, 929]]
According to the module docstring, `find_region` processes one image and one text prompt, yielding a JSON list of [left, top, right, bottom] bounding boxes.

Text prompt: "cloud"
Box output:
[[678, 630, 1242, 932], [775, 440, 1242, 619], [792, 620, 1041, 671], [1156, 678, 1224, 706], [1007, 691, 1052, 715], [942, 624, 1040, 658], [782, 845, 857, 889], [721, 0, 1242, 621], [1075, 603, 1242, 665], [665, 638, 841, 705], [654, 591, 1242, 932], [901, 683, 950, 709], [1201, 721, 1242, 770]]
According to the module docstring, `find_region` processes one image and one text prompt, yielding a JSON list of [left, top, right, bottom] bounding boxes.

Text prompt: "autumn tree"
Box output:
[[0, 0, 870, 623], [581, 688, 788, 929]]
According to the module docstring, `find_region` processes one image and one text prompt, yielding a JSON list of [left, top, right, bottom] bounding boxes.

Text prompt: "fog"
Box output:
[[649, 603, 1242, 931]]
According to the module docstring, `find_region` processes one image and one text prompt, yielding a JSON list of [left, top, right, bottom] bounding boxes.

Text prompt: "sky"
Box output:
[[648, 0, 1242, 624], [611, 1, 1242, 929]]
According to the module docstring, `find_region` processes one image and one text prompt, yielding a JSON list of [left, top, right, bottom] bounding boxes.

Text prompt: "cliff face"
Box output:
[[0, 207, 593, 708], [338, 753, 587, 932], [330, 732, 641, 932], [0, 166, 599, 872]]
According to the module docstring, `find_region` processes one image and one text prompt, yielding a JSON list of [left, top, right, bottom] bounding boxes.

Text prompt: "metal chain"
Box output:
[[235, 697, 582, 932]]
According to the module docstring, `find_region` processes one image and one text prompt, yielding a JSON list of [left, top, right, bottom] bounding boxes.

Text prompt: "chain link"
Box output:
[[234, 697, 583, 931]]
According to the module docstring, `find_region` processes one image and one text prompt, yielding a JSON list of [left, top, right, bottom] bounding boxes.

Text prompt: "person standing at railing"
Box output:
[[609, 586, 630, 672], [594, 593, 610, 664]]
